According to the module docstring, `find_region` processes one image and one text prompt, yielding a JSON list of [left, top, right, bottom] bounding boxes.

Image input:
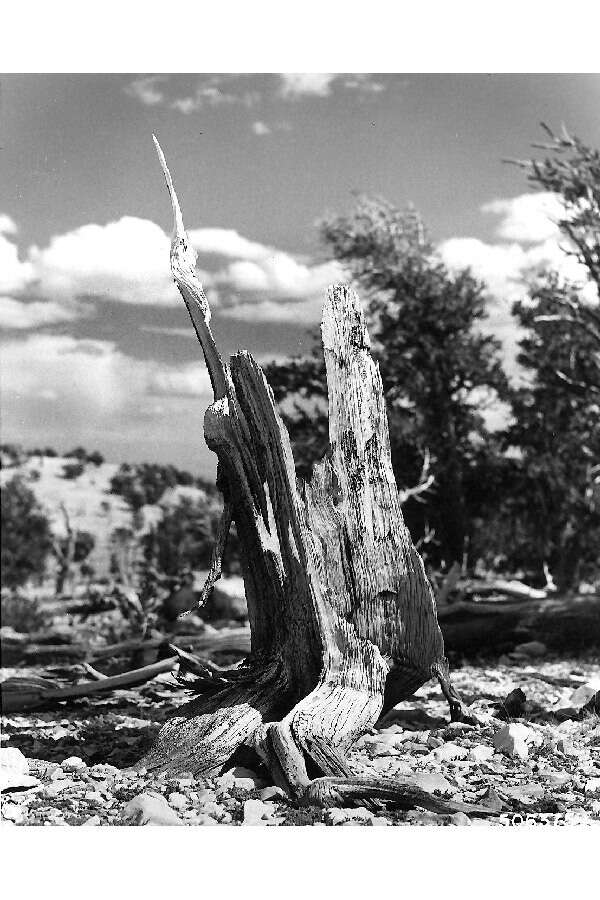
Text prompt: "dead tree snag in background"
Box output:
[[140, 138, 482, 813]]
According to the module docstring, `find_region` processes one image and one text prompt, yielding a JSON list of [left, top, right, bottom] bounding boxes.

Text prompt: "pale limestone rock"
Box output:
[[121, 792, 182, 825]]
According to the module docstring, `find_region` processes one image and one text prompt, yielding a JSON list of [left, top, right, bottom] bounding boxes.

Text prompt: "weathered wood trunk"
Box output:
[[139, 140, 480, 812]]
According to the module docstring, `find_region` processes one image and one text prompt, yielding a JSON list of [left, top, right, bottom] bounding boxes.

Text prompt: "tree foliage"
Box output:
[[1, 476, 52, 588], [267, 199, 508, 564], [502, 126, 600, 587]]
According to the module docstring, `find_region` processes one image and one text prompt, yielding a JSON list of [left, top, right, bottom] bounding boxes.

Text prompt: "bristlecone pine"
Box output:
[[140, 138, 490, 816]]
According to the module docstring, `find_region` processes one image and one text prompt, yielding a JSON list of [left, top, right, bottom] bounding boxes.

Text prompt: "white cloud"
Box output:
[[125, 75, 168, 107], [279, 73, 386, 99], [219, 294, 326, 324], [188, 228, 270, 261], [0, 214, 18, 236], [0, 334, 214, 420], [0, 297, 85, 329], [0, 333, 216, 474], [27, 216, 188, 306], [252, 121, 271, 136], [0, 229, 33, 294], [216, 255, 343, 302], [438, 190, 599, 379], [280, 74, 337, 97], [482, 192, 564, 243]]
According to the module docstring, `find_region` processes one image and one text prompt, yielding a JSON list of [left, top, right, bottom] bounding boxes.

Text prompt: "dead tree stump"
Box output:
[[139, 139, 482, 814]]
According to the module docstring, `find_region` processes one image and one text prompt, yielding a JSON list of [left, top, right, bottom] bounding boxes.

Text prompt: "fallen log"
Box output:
[[438, 594, 600, 655], [1, 628, 252, 667], [0, 656, 179, 713]]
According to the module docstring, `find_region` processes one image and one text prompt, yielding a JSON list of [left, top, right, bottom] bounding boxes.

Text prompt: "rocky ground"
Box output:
[[1, 652, 599, 827]]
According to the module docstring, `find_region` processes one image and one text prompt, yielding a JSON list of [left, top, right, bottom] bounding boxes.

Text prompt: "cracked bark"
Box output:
[[139, 139, 481, 814]]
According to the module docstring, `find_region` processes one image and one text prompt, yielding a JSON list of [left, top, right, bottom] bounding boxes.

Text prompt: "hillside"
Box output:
[[0, 452, 211, 583]]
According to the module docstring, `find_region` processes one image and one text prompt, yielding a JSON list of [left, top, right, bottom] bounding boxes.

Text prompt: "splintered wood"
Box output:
[[140, 139, 483, 814]]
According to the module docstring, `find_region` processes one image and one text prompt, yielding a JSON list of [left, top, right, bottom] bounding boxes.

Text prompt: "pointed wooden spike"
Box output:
[[152, 134, 186, 240]]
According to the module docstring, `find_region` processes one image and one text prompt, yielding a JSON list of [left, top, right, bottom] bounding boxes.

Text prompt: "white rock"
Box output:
[[167, 792, 188, 810], [469, 745, 494, 763], [569, 682, 600, 708], [121, 792, 182, 825], [259, 785, 287, 802], [414, 772, 455, 795], [429, 742, 469, 762], [242, 798, 275, 825], [326, 806, 374, 825], [557, 737, 581, 758], [88, 764, 120, 779], [83, 815, 101, 826], [585, 777, 600, 796], [61, 756, 87, 772], [0, 748, 39, 791], [0, 748, 28, 775], [448, 812, 472, 826], [493, 723, 531, 760], [218, 766, 265, 792]]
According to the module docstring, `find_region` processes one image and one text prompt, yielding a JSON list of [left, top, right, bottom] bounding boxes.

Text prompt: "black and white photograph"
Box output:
[[1, 4, 598, 892]]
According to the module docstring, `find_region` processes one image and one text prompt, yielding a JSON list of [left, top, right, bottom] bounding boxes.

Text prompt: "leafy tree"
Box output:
[[507, 277, 599, 587], [110, 462, 215, 510], [1, 476, 52, 588], [503, 126, 600, 588], [267, 199, 508, 564], [143, 497, 240, 578], [61, 462, 85, 480]]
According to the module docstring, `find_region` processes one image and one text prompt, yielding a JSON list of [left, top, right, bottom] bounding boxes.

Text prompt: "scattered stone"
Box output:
[[540, 770, 572, 788], [121, 792, 182, 826], [469, 745, 494, 764], [42, 781, 74, 799], [88, 764, 120, 779], [326, 806, 375, 826], [405, 809, 445, 825], [443, 722, 475, 738], [218, 766, 265, 792], [259, 785, 287, 802], [242, 798, 275, 825], [0, 748, 39, 791], [569, 682, 600, 709], [448, 812, 472, 826], [1, 802, 26, 824], [429, 742, 469, 762], [414, 772, 455, 795], [167, 792, 188, 810], [61, 756, 87, 772], [496, 687, 527, 720], [493, 723, 531, 760], [585, 778, 600, 796], [84, 791, 104, 806], [556, 737, 581, 758]]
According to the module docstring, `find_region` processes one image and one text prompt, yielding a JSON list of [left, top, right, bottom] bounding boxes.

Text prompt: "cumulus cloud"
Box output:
[[0, 228, 33, 294], [279, 73, 386, 98], [26, 216, 183, 305], [0, 333, 216, 473], [482, 192, 564, 243], [124, 75, 169, 107], [0, 297, 85, 329], [438, 190, 598, 379], [0, 334, 213, 405], [219, 294, 326, 324], [0, 214, 18, 236]]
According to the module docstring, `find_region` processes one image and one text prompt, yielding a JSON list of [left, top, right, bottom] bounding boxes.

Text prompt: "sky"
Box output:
[[1, 73, 599, 477]]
